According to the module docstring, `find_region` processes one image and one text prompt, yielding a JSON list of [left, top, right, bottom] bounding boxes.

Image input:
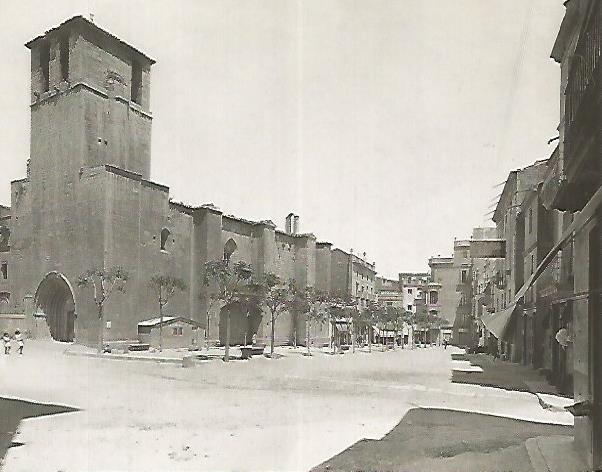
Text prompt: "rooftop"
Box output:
[[26, 15, 155, 65]]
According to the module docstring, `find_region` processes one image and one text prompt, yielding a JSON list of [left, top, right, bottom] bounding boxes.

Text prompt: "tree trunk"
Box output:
[[368, 325, 372, 353], [206, 310, 210, 351], [401, 325, 404, 349], [330, 316, 336, 354], [306, 318, 311, 355], [159, 303, 164, 352], [351, 318, 355, 353], [97, 304, 104, 354], [224, 310, 231, 362], [270, 312, 275, 356]]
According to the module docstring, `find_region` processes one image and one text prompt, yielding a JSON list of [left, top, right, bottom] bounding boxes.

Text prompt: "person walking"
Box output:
[[2, 332, 11, 355], [14, 330, 24, 355]]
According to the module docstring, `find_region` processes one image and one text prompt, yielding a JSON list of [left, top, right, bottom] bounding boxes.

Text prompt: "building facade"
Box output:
[[375, 277, 403, 308], [541, 2, 602, 466], [427, 257, 458, 325], [0, 16, 372, 351], [398, 272, 429, 314]]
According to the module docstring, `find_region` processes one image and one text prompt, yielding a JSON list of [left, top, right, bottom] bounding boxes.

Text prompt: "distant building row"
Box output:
[[433, 2, 602, 467]]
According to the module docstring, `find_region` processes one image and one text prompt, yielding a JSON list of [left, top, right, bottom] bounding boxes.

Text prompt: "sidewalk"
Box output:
[[312, 407, 573, 472], [314, 351, 577, 472], [452, 353, 586, 472], [451, 353, 564, 397]]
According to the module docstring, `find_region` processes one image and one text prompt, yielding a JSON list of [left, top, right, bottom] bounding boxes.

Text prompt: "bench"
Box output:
[[128, 343, 150, 352]]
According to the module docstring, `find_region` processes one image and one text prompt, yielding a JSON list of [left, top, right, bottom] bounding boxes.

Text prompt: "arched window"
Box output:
[[223, 239, 237, 264], [160, 228, 171, 251]]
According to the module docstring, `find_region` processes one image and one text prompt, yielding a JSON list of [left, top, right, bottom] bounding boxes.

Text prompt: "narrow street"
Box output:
[[0, 341, 571, 471]]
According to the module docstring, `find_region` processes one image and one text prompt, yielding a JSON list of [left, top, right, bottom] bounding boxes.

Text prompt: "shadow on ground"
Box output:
[[312, 407, 573, 472], [0, 397, 78, 467], [451, 353, 570, 397]]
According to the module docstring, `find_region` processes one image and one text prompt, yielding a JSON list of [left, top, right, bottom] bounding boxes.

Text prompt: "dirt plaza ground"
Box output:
[[0, 341, 572, 471]]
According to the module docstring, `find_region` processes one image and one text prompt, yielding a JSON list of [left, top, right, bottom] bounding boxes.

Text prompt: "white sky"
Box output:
[[0, 1, 565, 278]]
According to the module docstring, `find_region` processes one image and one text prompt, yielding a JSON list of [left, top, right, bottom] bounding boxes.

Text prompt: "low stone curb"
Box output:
[[525, 436, 587, 472], [525, 437, 552, 472], [63, 349, 183, 365]]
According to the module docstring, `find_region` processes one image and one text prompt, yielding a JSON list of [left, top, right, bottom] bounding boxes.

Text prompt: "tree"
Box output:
[[386, 306, 405, 350], [415, 311, 447, 346], [402, 310, 415, 349], [77, 266, 129, 354], [376, 303, 395, 351], [362, 301, 383, 353], [347, 304, 363, 354], [328, 294, 358, 353], [288, 286, 330, 355], [260, 273, 291, 357], [203, 260, 254, 362], [148, 274, 187, 352]]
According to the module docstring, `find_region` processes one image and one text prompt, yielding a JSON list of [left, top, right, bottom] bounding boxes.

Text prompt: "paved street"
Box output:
[[0, 341, 572, 471]]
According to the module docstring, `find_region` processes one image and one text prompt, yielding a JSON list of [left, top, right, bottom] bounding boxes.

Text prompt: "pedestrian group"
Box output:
[[3, 330, 24, 355]]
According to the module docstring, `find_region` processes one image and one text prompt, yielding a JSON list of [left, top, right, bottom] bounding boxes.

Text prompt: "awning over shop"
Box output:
[[373, 327, 402, 337], [480, 304, 518, 339]]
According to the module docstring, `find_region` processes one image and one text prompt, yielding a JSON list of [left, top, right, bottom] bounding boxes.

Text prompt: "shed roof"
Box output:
[[138, 316, 201, 328]]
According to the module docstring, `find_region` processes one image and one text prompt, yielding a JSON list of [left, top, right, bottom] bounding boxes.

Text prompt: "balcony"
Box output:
[[562, 2, 602, 209]]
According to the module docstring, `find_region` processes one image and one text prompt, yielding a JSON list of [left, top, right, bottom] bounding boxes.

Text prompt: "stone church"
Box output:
[[0, 16, 370, 348]]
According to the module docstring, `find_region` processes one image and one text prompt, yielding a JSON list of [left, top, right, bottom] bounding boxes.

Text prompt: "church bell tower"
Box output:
[[26, 16, 155, 181]]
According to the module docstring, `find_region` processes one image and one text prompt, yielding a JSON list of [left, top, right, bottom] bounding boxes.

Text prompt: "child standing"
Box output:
[[2, 332, 11, 355], [14, 330, 23, 355]]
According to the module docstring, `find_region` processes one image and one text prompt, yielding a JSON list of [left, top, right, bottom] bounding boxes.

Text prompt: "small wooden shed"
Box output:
[[137, 316, 202, 349]]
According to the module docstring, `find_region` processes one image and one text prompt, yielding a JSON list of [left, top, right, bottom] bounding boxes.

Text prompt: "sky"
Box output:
[[0, 1, 565, 278]]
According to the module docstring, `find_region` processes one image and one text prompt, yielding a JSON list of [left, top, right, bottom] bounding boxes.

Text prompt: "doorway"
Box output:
[[34, 272, 76, 342]]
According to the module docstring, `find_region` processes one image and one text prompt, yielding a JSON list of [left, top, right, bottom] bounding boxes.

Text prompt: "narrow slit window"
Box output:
[[131, 60, 142, 104], [1, 263, 7, 280], [60, 35, 69, 81], [160, 228, 171, 251], [40, 41, 51, 92]]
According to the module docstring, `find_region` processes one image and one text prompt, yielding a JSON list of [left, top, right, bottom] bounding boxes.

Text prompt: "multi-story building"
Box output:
[[398, 272, 429, 314], [540, 2, 602, 465], [375, 277, 403, 308], [485, 160, 549, 361], [538, 147, 575, 395], [470, 228, 497, 350], [329, 249, 376, 304], [452, 240, 473, 346], [452, 229, 499, 347], [427, 257, 458, 325]]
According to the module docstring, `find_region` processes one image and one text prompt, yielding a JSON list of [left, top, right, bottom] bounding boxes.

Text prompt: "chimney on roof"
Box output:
[[285, 213, 294, 234]]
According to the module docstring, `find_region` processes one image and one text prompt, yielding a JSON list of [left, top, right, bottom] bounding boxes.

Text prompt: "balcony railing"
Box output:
[[565, 2, 602, 161]]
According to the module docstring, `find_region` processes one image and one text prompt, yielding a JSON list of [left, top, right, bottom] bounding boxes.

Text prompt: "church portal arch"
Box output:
[[34, 272, 76, 342]]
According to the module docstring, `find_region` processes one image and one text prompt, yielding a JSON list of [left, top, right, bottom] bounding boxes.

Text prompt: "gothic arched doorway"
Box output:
[[35, 272, 76, 342], [219, 302, 263, 346]]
